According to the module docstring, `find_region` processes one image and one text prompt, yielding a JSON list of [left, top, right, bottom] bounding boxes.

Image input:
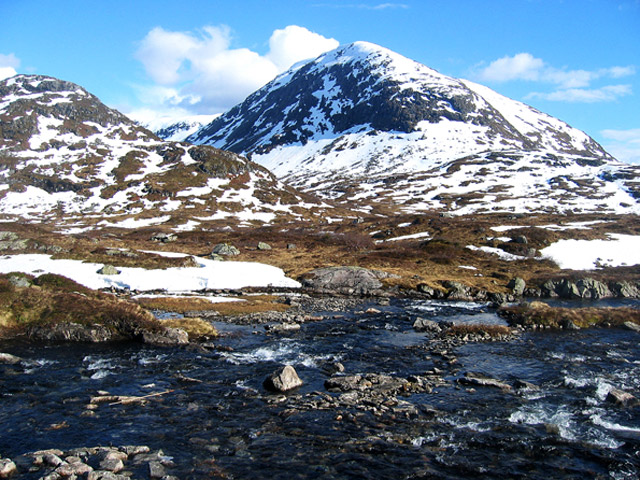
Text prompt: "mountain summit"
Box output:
[[189, 42, 638, 214]]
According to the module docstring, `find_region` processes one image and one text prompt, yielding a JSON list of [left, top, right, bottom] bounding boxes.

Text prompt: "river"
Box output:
[[1, 298, 639, 479]]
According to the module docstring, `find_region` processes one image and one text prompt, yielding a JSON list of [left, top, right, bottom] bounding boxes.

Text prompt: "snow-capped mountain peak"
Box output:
[[186, 42, 640, 215]]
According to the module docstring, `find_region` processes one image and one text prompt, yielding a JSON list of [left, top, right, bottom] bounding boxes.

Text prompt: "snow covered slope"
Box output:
[[0, 75, 336, 231], [137, 114, 220, 142], [189, 42, 640, 215]]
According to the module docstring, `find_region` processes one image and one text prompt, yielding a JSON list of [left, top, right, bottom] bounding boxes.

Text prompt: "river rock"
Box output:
[[257, 242, 271, 251], [264, 365, 303, 392], [97, 265, 120, 275], [576, 278, 611, 299], [300, 266, 396, 295], [459, 372, 512, 391], [442, 281, 474, 301], [623, 321, 640, 333], [612, 281, 640, 298], [606, 388, 639, 407], [211, 243, 240, 256], [508, 277, 526, 296], [265, 323, 301, 334], [413, 318, 442, 333], [0, 353, 22, 364], [142, 327, 189, 346], [0, 459, 16, 478]]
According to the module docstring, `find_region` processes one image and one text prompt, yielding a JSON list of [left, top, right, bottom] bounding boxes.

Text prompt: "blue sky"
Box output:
[[1, 0, 639, 163]]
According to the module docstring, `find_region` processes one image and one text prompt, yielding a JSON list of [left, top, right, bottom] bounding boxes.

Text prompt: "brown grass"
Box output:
[[446, 324, 513, 337], [499, 301, 640, 329], [160, 317, 218, 339], [135, 294, 289, 316]]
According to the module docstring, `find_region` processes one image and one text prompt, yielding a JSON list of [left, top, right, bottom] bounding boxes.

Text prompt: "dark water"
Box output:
[[1, 299, 639, 479]]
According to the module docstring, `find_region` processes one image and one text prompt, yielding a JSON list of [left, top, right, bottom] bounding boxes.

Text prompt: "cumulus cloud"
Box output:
[[133, 25, 339, 115], [475, 53, 635, 102], [0, 53, 20, 80], [600, 128, 640, 164]]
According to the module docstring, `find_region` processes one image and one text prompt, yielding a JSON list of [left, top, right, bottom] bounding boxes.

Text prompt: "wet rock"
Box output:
[[97, 264, 119, 275], [0, 459, 16, 478], [55, 461, 93, 476], [142, 327, 189, 346], [0, 352, 22, 364], [148, 461, 166, 479], [321, 361, 345, 375], [257, 241, 271, 251], [211, 243, 240, 256], [264, 365, 303, 392], [623, 321, 640, 333], [412, 318, 442, 333], [459, 372, 512, 391], [606, 388, 639, 407], [28, 323, 117, 343], [508, 277, 526, 296], [265, 322, 301, 334], [300, 266, 398, 295], [98, 451, 126, 473], [513, 380, 540, 392]]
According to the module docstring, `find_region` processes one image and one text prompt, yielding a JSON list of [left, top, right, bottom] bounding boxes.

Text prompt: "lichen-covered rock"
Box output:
[[97, 265, 120, 275], [300, 266, 396, 295], [211, 243, 240, 256], [264, 365, 303, 392], [28, 323, 117, 343], [508, 277, 526, 296], [142, 327, 189, 346], [257, 241, 272, 250]]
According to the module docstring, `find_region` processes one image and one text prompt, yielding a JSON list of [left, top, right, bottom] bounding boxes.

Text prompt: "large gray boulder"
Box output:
[[263, 365, 303, 392], [211, 243, 240, 256], [508, 277, 526, 296], [300, 266, 396, 295]]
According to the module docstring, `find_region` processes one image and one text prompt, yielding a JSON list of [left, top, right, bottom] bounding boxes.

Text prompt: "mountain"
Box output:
[[0, 75, 336, 232], [137, 114, 220, 142], [189, 42, 640, 215]]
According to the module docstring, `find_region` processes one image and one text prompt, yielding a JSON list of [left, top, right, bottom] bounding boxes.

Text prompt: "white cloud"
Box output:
[[601, 128, 640, 164], [526, 84, 632, 103], [476, 53, 636, 103], [267, 25, 339, 71], [0, 53, 20, 80], [133, 25, 339, 115]]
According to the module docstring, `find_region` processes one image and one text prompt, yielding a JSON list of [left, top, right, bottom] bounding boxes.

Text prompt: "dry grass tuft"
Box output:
[[161, 317, 218, 339], [499, 301, 640, 329]]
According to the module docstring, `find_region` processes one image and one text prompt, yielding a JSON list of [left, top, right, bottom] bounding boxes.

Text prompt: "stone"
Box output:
[[150, 232, 177, 243], [265, 323, 301, 333], [263, 365, 303, 392], [142, 327, 189, 346], [0, 459, 16, 478], [28, 323, 116, 343], [459, 372, 512, 391], [300, 266, 397, 295], [7, 273, 30, 288], [623, 321, 640, 333], [97, 265, 119, 275], [612, 281, 640, 298], [287, 243, 297, 250], [443, 281, 474, 301], [511, 235, 528, 244], [148, 461, 166, 479], [211, 243, 240, 256], [606, 388, 639, 407], [508, 277, 526, 296], [412, 318, 442, 333], [575, 278, 611, 299], [257, 241, 271, 251], [55, 461, 93, 476], [0, 353, 22, 364]]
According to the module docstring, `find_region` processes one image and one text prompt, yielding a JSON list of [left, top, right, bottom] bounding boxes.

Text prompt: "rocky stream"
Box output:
[[1, 297, 639, 479]]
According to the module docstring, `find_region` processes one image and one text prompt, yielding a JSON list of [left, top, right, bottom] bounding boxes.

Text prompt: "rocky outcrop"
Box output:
[[300, 266, 398, 295], [142, 327, 189, 346], [27, 323, 118, 342], [263, 365, 303, 392]]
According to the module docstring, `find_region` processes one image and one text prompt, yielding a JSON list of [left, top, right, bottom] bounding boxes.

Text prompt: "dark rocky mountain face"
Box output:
[[0, 75, 335, 231], [188, 42, 639, 215]]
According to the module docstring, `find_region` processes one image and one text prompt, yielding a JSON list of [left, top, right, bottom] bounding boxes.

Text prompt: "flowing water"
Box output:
[[1, 299, 639, 479]]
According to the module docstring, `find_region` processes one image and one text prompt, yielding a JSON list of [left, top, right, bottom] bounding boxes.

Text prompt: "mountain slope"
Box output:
[[0, 75, 337, 231], [189, 42, 639, 215]]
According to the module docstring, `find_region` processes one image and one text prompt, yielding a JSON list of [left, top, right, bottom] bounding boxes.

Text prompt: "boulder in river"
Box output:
[[142, 327, 189, 346], [264, 365, 303, 392], [413, 318, 442, 333], [0, 458, 16, 478], [507, 277, 526, 296], [0, 353, 22, 364], [606, 388, 639, 407]]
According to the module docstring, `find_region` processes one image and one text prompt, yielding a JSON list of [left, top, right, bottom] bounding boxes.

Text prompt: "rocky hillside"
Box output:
[[0, 75, 339, 232], [189, 42, 640, 215]]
